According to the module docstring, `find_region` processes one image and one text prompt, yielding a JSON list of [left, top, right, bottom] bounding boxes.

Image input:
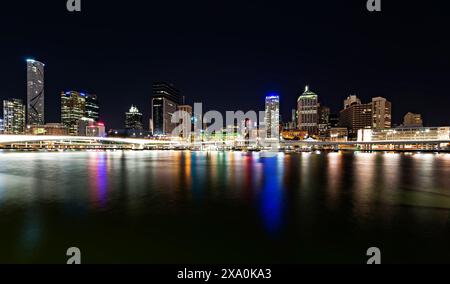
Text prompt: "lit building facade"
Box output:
[[281, 130, 308, 140], [78, 117, 95, 136], [328, 128, 349, 142], [3, 99, 26, 134], [125, 105, 144, 130], [265, 95, 280, 139], [297, 86, 319, 135], [61, 91, 86, 136], [27, 59, 45, 126], [372, 97, 392, 129], [85, 93, 99, 121], [358, 127, 450, 142], [152, 82, 181, 136], [339, 95, 372, 139], [27, 123, 68, 136], [86, 122, 106, 137], [0, 118, 4, 134]]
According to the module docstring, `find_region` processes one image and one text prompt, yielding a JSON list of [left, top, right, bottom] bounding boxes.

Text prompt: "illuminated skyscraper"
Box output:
[[265, 95, 280, 139], [3, 99, 26, 134], [297, 86, 319, 135], [85, 93, 99, 121], [27, 59, 45, 126], [339, 95, 372, 139], [125, 105, 144, 130], [152, 82, 181, 136], [61, 91, 86, 136]]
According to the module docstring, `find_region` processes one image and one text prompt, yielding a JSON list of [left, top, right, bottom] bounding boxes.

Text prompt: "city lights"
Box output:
[[0, 0, 449, 269], [4, 60, 447, 152]]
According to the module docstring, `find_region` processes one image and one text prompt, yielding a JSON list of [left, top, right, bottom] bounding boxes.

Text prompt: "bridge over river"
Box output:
[[0, 135, 449, 151]]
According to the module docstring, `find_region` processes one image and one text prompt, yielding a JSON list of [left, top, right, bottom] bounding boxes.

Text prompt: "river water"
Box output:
[[0, 151, 449, 263]]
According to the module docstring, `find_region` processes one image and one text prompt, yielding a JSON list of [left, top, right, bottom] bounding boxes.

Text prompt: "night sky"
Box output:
[[0, 0, 449, 129]]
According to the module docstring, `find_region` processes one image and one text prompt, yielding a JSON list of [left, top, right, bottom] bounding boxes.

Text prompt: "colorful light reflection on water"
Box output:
[[0, 151, 449, 263]]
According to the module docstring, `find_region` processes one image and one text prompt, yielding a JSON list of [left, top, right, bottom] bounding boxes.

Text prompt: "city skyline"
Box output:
[[0, 57, 447, 133], [1, 0, 450, 268]]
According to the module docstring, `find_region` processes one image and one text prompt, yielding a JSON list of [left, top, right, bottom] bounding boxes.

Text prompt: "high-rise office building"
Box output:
[[125, 105, 144, 130], [61, 91, 86, 136], [85, 93, 99, 121], [152, 82, 182, 136], [297, 86, 319, 135], [403, 112, 423, 127], [27, 59, 45, 126], [339, 95, 372, 139], [372, 97, 392, 129], [3, 99, 26, 134], [265, 95, 280, 139]]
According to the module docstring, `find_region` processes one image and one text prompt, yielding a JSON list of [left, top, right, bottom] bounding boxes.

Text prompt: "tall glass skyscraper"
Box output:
[[125, 105, 144, 130], [265, 95, 280, 139], [85, 93, 99, 121], [61, 91, 86, 136], [27, 59, 45, 126], [3, 98, 26, 134], [152, 82, 182, 136], [297, 86, 319, 135]]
